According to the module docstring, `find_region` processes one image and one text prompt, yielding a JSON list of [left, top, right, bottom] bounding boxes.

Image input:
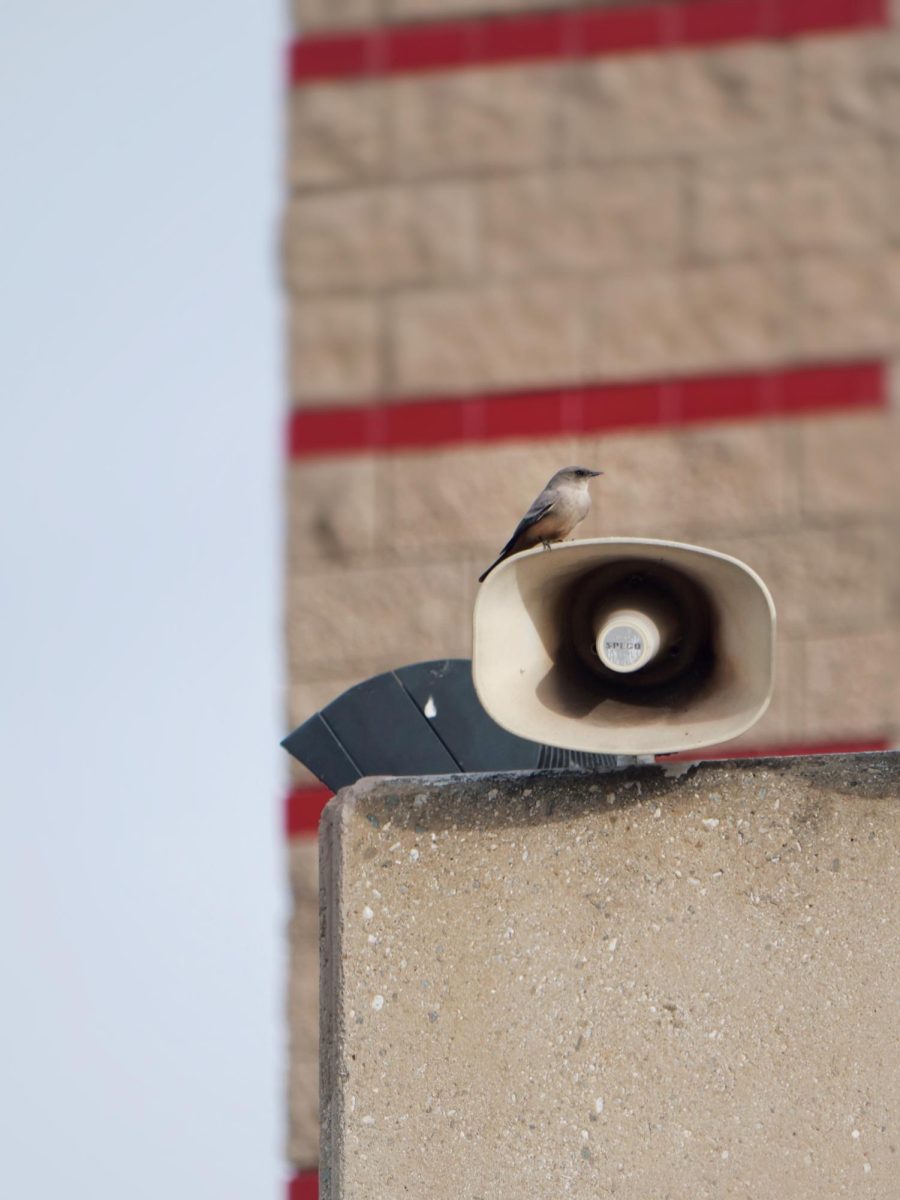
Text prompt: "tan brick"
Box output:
[[887, 514, 900, 621], [791, 254, 895, 359], [800, 412, 897, 520], [887, 258, 900, 358], [564, 53, 679, 162], [287, 457, 378, 569], [672, 43, 790, 153], [580, 421, 791, 539], [389, 64, 563, 179], [706, 526, 891, 634], [794, 33, 877, 137], [379, 439, 576, 555], [287, 83, 386, 192], [291, 0, 379, 31], [884, 146, 900, 244], [566, 44, 788, 163], [287, 561, 471, 677], [390, 280, 583, 396], [866, 32, 900, 136], [783, 144, 886, 250], [691, 142, 886, 261], [482, 164, 683, 279], [285, 182, 478, 294], [289, 297, 382, 404], [805, 630, 900, 741], [287, 836, 319, 1169], [690, 154, 781, 262], [588, 262, 790, 380]]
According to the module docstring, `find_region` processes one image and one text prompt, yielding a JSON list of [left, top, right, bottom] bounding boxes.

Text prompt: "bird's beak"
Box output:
[[590, 470, 603, 477]]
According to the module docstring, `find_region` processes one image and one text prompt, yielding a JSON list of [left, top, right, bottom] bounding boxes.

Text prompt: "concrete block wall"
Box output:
[[283, 0, 900, 1185], [320, 759, 900, 1199]]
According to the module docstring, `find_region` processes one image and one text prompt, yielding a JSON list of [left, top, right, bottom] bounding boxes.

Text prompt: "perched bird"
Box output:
[[478, 466, 603, 582]]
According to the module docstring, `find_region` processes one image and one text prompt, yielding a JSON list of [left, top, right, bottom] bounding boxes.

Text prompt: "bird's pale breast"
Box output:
[[554, 484, 591, 535]]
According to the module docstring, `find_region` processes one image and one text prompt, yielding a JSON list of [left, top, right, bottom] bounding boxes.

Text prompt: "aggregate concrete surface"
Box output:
[[320, 754, 899, 1198]]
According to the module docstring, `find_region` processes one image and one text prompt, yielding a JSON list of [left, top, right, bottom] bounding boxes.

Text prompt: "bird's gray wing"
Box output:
[[497, 493, 556, 558], [478, 493, 558, 582]]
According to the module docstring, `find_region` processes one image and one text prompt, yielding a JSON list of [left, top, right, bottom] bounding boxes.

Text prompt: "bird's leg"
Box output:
[[541, 539, 552, 550]]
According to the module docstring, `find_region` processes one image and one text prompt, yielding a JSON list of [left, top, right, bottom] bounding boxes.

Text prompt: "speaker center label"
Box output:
[[603, 625, 645, 668]]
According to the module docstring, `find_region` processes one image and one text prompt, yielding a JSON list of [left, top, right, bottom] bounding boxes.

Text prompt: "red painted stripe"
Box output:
[[776, 0, 887, 37], [388, 17, 488, 72], [288, 1172, 318, 1200], [286, 785, 334, 836], [664, 737, 891, 763], [672, 0, 775, 46], [480, 10, 570, 62], [287, 361, 885, 460], [288, 0, 888, 85]]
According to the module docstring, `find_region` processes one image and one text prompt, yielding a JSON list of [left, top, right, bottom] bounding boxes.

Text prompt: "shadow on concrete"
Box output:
[[334, 752, 898, 835]]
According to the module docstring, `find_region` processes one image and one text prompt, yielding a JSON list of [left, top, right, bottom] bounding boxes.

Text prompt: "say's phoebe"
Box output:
[[478, 466, 603, 582]]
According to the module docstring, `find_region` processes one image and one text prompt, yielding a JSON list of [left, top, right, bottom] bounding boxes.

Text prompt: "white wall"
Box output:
[[0, 3, 286, 1196]]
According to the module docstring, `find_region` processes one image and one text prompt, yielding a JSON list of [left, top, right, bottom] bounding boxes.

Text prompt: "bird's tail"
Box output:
[[477, 553, 506, 583]]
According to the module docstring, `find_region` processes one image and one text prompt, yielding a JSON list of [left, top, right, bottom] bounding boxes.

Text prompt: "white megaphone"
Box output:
[[472, 538, 775, 757]]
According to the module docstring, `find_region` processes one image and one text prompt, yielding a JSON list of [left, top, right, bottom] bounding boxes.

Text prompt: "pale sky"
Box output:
[[1, 3, 287, 1195]]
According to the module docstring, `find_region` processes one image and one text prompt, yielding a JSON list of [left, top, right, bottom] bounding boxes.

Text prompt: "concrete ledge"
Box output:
[[320, 754, 899, 1198]]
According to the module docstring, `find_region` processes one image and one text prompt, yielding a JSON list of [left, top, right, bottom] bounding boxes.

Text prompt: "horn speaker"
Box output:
[[472, 538, 775, 757]]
